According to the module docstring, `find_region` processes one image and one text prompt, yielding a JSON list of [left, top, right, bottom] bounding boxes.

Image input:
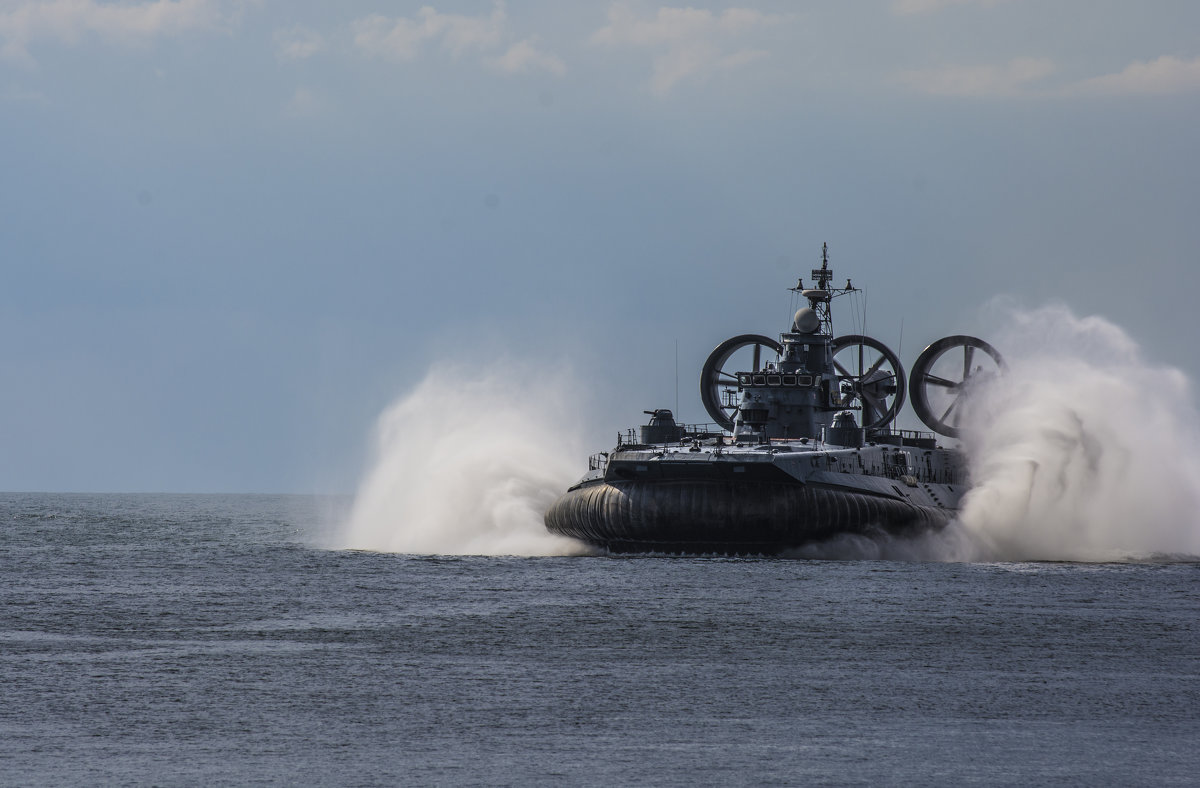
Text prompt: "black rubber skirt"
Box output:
[[544, 479, 951, 555]]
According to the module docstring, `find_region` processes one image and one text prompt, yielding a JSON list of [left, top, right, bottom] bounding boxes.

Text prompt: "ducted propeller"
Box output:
[[908, 335, 1005, 438]]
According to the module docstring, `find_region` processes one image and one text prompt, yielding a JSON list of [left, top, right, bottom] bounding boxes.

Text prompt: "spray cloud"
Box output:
[[955, 302, 1200, 561], [338, 362, 592, 556], [796, 302, 1200, 563]]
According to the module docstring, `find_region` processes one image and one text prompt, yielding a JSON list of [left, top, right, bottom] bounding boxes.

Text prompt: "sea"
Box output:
[[2, 492, 1198, 787]]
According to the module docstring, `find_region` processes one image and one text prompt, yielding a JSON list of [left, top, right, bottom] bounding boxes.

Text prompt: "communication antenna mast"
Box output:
[[814, 242, 832, 288], [789, 241, 856, 334]]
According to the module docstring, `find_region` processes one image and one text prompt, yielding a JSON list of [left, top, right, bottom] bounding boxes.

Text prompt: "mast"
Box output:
[[811, 241, 833, 333], [790, 242, 856, 336]]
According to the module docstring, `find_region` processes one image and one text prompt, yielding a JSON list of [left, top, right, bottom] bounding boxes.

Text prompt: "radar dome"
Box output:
[[793, 307, 820, 334]]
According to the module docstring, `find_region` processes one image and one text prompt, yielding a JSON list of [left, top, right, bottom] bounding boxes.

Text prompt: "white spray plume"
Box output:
[[338, 362, 593, 556], [955, 301, 1200, 562], [796, 302, 1200, 563]]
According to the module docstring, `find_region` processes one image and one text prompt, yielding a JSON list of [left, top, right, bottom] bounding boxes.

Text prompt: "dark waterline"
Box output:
[[2, 493, 1197, 786]]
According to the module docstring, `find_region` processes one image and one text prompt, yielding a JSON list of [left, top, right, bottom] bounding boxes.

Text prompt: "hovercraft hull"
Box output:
[[545, 476, 953, 555], [542, 244, 988, 556]]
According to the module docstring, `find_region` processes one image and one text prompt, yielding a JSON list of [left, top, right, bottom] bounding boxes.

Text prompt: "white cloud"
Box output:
[[273, 24, 323, 62], [487, 38, 564, 76], [0, 0, 235, 64], [351, 1, 505, 62], [891, 0, 1016, 14], [591, 3, 780, 94], [898, 57, 1055, 97], [1071, 55, 1200, 96], [897, 53, 1200, 99], [350, 1, 564, 78], [592, 4, 768, 47]]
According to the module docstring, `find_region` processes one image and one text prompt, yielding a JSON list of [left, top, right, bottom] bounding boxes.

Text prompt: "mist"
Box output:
[[804, 302, 1200, 562], [953, 302, 1200, 561], [337, 362, 592, 556]]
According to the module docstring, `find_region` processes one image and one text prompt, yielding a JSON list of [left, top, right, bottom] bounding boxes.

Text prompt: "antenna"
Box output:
[[812, 241, 832, 290], [787, 243, 858, 335], [674, 339, 679, 418], [800, 242, 836, 334]]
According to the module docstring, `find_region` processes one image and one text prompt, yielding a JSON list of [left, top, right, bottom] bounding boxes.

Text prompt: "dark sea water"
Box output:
[[2, 493, 1198, 786]]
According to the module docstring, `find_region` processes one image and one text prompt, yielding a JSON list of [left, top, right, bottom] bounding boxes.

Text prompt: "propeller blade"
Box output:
[[940, 394, 964, 424], [923, 374, 959, 389]]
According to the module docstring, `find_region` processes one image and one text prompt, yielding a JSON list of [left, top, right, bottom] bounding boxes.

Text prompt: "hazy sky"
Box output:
[[3, 0, 1198, 493]]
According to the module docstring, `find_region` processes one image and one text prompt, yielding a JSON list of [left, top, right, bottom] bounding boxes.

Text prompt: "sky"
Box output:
[[2, 0, 1198, 493]]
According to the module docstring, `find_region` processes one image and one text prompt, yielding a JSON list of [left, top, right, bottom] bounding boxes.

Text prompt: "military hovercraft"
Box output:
[[544, 244, 1004, 555]]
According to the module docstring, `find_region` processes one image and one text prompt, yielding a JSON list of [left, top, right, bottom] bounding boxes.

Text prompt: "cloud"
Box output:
[[898, 54, 1200, 99], [0, 0, 237, 64], [349, 0, 562, 77], [897, 57, 1055, 97], [1070, 55, 1200, 96], [273, 24, 324, 62], [592, 4, 769, 47], [591, 3, 780, 94], [351, 1, 505, 62], [487, 38, 565, 76], [891, 0, 1016, 14]]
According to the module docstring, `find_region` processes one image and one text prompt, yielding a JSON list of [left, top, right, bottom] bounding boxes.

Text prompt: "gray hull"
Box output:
[[544, 476, 953, 555]]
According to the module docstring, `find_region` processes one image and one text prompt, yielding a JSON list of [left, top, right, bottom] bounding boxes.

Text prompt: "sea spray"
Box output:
[[793, 302, 1200, 563], [955, 302, 1200, 561], [339, 362, 593, 556]]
